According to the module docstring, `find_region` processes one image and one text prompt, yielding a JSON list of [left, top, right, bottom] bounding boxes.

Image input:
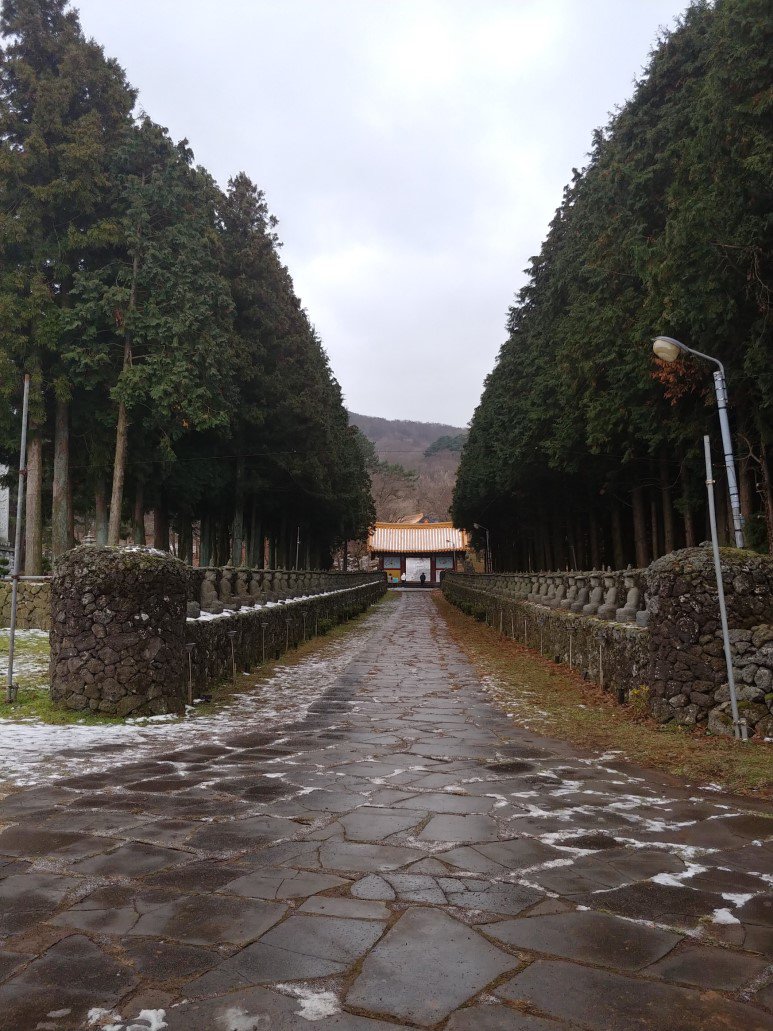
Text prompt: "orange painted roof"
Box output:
[[369, 522, 468, 554]]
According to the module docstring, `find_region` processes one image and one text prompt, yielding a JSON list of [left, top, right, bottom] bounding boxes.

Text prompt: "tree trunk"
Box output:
[[551, 510, 566, 569], [247, 504, 261, 568], [715, 476, 729, 544], [51, 398, 71, 559], [631, 485, 649, 568], [200, 513, 211, 567], [132, 482, 145, 545], [649, 492, 660, 560], [153, 507, 170, 551], [231, 454, 244, 566], [683, 505, 696, 547], [108, 381, 129, 545], [342, 540, 348, 572], [680, 462, 696, 547], [611, 500, 625, 569], [278, 517, 287, 569], [24, 426, 43, 575], [108, 246, 139, 547], [216, 521, 230, 566], [564, 519, 577, 569], [95, 482, 108, 544], [67, 473, 75, 549], [589, 509, 601, 569], [739, 454, 753, 526], [758, 443, 773, 555], [659, 453, 675, 555], [178, 518, 193, 564]]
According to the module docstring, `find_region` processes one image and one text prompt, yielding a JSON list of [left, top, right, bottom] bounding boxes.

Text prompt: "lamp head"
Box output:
[[473, 522, 480, 529], [652, 336, 685, 363]]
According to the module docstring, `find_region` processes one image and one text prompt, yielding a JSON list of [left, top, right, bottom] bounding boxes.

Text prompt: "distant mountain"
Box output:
[[348, 412, 468, 521], [347, 412, 466, 472]]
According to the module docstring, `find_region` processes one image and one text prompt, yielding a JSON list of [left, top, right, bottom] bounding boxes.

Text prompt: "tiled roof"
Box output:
[[368, 522, 468, 554]]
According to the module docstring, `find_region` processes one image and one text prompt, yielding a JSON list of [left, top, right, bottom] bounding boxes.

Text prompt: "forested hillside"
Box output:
[[0, 0, 373, 571], [348, 413, 465, 471], [349, 412, 467, 521], [453, 0, 772, 570]]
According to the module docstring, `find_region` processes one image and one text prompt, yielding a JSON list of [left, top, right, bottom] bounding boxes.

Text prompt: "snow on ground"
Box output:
[[0, 628, 50, 687], [0, 611, 382, 791]]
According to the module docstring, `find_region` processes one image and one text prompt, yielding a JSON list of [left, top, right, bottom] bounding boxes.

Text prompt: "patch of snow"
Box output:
[[125, 1012, 168, 1031], [87, 1010, 122, 1031], [0, 605, 385, 789], [275, 985, 341, 1021], [216, 1007, 271, 1030], [721, 892, 754, 907], [711, 907, 741, 925]]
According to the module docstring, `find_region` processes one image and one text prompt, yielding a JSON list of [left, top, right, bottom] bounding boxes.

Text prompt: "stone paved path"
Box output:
[[0, 592, 772, 1030]]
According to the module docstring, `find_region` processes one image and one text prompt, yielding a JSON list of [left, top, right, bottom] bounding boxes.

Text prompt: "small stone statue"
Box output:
[[596, 572, 619, 620], [548, 577, 567, 609], [615, 572, 641, 624], [582, 573, 604, 615], [636, 589, 651, 628], [219, 571, 233, 605], [559, 575, 577, 609], [571, 575, 589, 613], [200, 570, 219, 611]]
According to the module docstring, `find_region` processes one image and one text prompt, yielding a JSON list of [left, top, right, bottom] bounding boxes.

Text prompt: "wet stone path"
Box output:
[[1, 592, 772, 1030]]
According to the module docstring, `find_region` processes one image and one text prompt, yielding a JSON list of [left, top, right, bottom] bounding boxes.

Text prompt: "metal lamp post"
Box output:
[[6, 375, 30, 704], [473, 522, 491, 573], [652, 336, 744, 547], [445, 539, 457, 574]]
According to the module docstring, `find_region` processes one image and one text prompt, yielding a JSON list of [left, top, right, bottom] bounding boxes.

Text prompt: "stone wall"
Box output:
[[0, 579, 51, 631], [443, 546, 773, 739], [50, 547, 188, 717], [187, 567, 377, 617], [443, 575, 648, 704], [646, 549, 773, 738], [49, 546, 387, 717], [186, 579, 386, 692]]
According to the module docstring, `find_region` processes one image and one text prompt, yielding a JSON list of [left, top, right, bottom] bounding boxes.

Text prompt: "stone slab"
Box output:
[[646, 943, 769, 991], [483, 911, 681, 971], [346, 908, 518, 1026], [497, 959, 773, 1030], [220, 868, 347, 900]]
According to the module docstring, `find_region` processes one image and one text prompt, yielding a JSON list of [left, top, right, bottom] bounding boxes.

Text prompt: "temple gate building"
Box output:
[[368, 522, 468, 584]]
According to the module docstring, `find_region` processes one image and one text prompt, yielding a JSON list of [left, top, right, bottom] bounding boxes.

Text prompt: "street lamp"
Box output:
[[445, 539, 457, 574], [652, 336, 744, 548], [473, 522, 491, 573]]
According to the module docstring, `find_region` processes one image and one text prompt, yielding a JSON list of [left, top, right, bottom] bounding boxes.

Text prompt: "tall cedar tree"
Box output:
[[0, 0, 135, 568], [1, 1, 373, 568], [453, 0, 772, 568]]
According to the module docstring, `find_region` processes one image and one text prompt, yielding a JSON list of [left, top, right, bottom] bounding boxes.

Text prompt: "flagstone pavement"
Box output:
[[0, 591, 772, 1030]]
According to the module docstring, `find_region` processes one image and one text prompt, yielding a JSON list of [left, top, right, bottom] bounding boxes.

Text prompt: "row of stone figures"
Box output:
[[188, 567, 374, 618], [463, 569, 649, 627]]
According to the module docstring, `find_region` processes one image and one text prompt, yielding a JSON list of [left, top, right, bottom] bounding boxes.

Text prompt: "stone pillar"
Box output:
[[50, 545, 188, 716]]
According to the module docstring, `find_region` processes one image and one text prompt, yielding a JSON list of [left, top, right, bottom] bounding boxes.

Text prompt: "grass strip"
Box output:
[[434, 592, 773, 799]]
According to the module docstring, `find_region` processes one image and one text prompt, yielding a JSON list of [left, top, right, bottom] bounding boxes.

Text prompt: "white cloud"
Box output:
[[74, 0, 690, 425]]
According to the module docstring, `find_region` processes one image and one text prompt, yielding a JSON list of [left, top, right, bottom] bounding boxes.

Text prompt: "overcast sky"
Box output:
[[75, 0, 690, 428]]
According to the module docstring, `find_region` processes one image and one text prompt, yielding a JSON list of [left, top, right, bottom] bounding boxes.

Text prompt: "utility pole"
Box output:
[[7, 375, 30, 704]]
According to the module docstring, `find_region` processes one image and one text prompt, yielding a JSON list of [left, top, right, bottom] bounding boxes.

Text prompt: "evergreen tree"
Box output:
[[454, 0, 773, 568], [0, 0, 135, 567]]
